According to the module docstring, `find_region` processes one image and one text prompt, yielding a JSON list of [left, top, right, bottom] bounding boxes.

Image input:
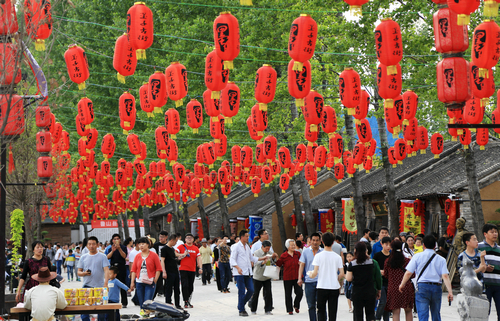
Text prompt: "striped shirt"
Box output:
[[478, 241, 500, 286]]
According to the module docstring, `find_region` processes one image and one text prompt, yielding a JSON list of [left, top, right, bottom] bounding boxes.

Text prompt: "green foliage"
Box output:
[[10, 209, 24, 271]]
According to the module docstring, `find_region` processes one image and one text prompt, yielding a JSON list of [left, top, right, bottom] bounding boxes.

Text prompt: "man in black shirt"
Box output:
[[373, 236, 391, 321], [161, 234, 182, 309], [153, 231, 169, 298], [105, 234, 128, 307]]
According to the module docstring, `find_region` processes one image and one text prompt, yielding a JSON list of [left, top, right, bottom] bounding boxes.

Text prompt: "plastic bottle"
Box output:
[[103, 287, 109, 305]]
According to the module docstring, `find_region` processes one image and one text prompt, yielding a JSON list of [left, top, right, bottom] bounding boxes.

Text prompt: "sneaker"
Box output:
[[187, 301, 193, 308], [184, 302, 189, 309], [139, 310, 147, 317], [251, 312, 256, 315], [239, 311, 249, 317], [265, 312, 273, 315], [295, 308, 300, 314], [413, 312, 418, 318], [288, 312, 293, 315], [175, 306, 183, 310]]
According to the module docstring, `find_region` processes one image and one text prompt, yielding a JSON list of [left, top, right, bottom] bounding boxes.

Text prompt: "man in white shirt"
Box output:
[[54, 244, 64, 276], [230, 230, 267, 317], [174, 233, 184, 250], [251, 229, 277, 260], [24, 266, 67, 321], [310, 232, 344, 321]]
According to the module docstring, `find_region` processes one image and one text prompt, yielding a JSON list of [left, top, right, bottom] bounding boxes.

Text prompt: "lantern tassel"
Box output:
[[35, 39, 46, 51], [420, 149, 426, 154], [211, 91, 221, 99], [258, 103, 268, 111], [78, 82, 86, 90], [192, 128, 197, 134], [154, 107, 162, 114], [310, 124, 318, 132], [349, 5, 362, 16], [117, 73, 126, 84], [484, 1, 499, 17], [175, 99, 183, 107], [479, 68, 489, 78], [480, 145, 485, 150], [225, 117, 232, 124], [171, 134, 176, 139], [295, 98, 304, 107], [123, 130, 128, 135], [480, 98, 489, 107], [292, 61, 304, 71], [463, 145, 469, 150], [8, 145, 14, 174], [434, 154, 439, 159], [387, 65, 397, 75], [223, 60, 234, 70], [452, 136, 457, 141], [240, 0, 253, 5], [457, 14, 470, 26], [347, 108, 355, 116], [393, 164, 397, 168], [338, 179, 342, 183], [384, 99, 394, 108]]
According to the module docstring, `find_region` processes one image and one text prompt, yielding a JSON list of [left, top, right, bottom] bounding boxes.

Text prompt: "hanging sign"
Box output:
[[342, 198, 357, 234], [399, 200, 425, 235]]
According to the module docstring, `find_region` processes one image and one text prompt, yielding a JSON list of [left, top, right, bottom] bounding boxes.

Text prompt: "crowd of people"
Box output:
[[12, 221, 500, 321]]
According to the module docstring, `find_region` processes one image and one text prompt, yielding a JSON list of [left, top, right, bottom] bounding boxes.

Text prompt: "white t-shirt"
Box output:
[[174, 240, 184, 250], [55, 249, 64, 261], [312, 250, 343, 290], [129, 249, 141, 264]]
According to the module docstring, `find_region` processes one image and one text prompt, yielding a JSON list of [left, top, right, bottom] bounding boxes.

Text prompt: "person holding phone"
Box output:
[[105, 234, 128, 308]]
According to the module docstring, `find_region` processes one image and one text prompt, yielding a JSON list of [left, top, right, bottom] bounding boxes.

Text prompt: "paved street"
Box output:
[[54, 276, 497, 321]]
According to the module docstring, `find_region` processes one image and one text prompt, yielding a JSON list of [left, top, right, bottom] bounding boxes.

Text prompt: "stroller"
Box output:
[[121, 301, 189, 321]]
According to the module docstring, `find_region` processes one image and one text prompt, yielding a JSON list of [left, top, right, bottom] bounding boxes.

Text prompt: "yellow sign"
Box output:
[[342, 199, 357, 234]]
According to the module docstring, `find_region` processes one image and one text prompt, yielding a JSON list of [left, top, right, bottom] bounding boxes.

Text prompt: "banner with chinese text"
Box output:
[[318, 209, 334, 233], [342, 198, 357, 234], [399, 200, 425, 234]]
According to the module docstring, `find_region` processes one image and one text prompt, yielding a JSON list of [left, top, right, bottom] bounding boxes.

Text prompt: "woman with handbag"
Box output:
[[384, 239, 415, 321], [130, 237, 162, 310], [16, 241, 53, 303], [276, 239, 303, 315]]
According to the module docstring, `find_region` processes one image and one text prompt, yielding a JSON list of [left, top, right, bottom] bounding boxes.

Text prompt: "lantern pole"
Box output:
[[0, 141, 7, 316]]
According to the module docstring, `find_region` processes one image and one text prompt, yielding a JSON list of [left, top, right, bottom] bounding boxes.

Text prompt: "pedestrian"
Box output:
[[106, 266, 130, 321], [373, 236, 392, 321], [74, 247, 82, 281], [153, 231, 169, 298], [346, 241, 382, 321], [54, 244, 64, 276], [276, 239, 303, 315], [230, 229, 268, 317], [16, 241, 54, 303], [298, 232, 323, 321], [402, 235, 415, 259], [104, 234, 128, 308], [399, 235, 453, 321], [213, 239, 223, 292], [250, 240, 275, 315], [371, 227, 389, 258], [66, 249, 76, 282], [77, 236, 109, 321], [123, 237, 134, 288], [384, 239, 414, 321], [219, 236, 232, 293], [130, 237, 162, 312], [251, 229, 276, 256], [174, 233, 184, 250], [309, 232, 344, 321], [23, 266, 67, 321], [199, 238, 213, 285], [161, 234, 182, 309], [176, 233, 202, 308], [344, 252, 354, 313], [360, 229, 371, 243], [478, 223, 500, 320], [46, 243, 55, 263], [457, 232, 486, 280]]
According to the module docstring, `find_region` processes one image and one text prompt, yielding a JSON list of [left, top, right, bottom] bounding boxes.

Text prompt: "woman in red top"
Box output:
[[276, 239, 303, 314], [130, 237, 162, 310]]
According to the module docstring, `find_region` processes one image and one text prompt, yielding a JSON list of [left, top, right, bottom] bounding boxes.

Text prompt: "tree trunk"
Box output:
[[117, 214, 124, 240], [170, 200, 179, 235], [217, 185, 230, 237], [183, 201, 190, 237], [36, 204, 42, 242], [23, 204, 34, 259], [299, 171, 316, 235], [198, 195, 210, 240], [142, 206, 150, 237], [463, 147, 485, 241], [374, 96, 400, 237], [291, 177, 305, 235], [122, 212, 130, 240], [133, 209, 141, 239], [78, 210, 88, 240], [273, 185, 288, 252], [344, 111, 366, 240]]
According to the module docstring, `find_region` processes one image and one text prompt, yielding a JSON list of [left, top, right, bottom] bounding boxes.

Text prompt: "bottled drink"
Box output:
[[103, 287, 109, 305]]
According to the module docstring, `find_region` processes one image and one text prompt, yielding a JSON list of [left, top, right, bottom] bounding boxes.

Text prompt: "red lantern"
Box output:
[[375, 18, 403, 74], [261, 166, 273, 187], [394, 138, 407, 163], [433, 8, 469, 53], [377, 63, 402, 108], [77, 97, 94, 128], [464, 97, 484, 125], [155, 126, 169, 155], [339, 68, 361, 113], [36, 105, 51, 128], [119, 92, 136, 135], [403, 117, 418, 142], [334, 163, 344, 182], [221, 180, 232, 198], [0, 94, 24, 136], [353, 143, 366, 165], [459, 128, 472, 148], [241, 146, 253, 170], [476, 127, 489, 150], [210, 114, 225, 142], [205, 50, 228, 101], [431, 133, 444, 158], [36, 131, 52, 153], [388, 147, 397, 168], [220, 82, 240, 123], [296, 143, 307, 165], [113, 33, 137, 83], [303, 90, 324, 132], [471, 20, 500, 77], [37, 156, 52, 181], [305, 164, 317, 186], [213, 12, 240, 70], [254, 64, 277, 111], [148, 72, 167, 113], [437, 57, 471, 107], [307, 143, 318, 165], [127, 2, 154, 59], [363, 156, 373, 173], [279, 173, 290, 193], [342, 0, 369, 16], [254, 144, 265, 164], [329, 134, 344, 161], [0, 0, 18, 36], [186, 99, 203, 133], [470, 64, 495, 107], [354, 90, 370, 122], [288, 14, 317, 70], [288, 59, 311, 107], [250, 177, 261, 197], [232, 145, 241, 165], [356, 118, 372, 143], [127, 134, 141, 156], [101, 134, 114, 159], [165, 108, 180, 139], [215, 134, 227, 160], [264, 136, 278, 161], [384, 95, 404, 136], [251, 104, 268, 136], [247, 116, 263, 142], [64, 45, 89, 90], [366, 138, 377, 158], [447, 0, 481, 25], [165, 62, 188, 107], [403, 90, 418, 124], [314, 145, 327, 171], [0, 42, 21, 85], [492, 108, 500, 135], [321, 105, 338, 136], [202, 143, 216, 167], [24, 0, 52, 51], [278, 147, 292, 170], [416, 126, 429, 153]]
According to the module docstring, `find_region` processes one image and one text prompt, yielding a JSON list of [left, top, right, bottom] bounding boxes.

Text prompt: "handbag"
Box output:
[[413, 253, 436, 292], [139, 256, 155, 285], [263, 266, 280, 280]]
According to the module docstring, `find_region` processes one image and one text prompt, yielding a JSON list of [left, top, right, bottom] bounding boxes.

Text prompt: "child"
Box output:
[[457, 232, 486, 280], [344, 252, 354, 313], [65, 250, 76, 282], [107, 266, 130, 321], [413, 237, 424, 254], [74, 247, 81, 281]]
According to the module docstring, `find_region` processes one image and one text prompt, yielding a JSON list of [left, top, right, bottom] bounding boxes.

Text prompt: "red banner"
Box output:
[[91, 219, 144, 229], [446, 199, 460, 237], [400, 200, 425, 234]]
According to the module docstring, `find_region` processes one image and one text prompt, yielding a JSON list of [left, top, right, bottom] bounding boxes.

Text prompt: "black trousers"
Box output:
[[250, 279, 272, 313], [352, 294, 376, 321], [153, 271, 164, 299], [317, 288, 340, 321], [215, 266, 222, 291], [164, 271, 180, 307], [283, 279, 303, 313], [202, 263, 211, 284], [180, 270, 196, 302], [116, 266, 128, 306]]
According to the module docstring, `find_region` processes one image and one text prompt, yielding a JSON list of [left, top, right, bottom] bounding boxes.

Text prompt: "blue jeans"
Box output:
[[56, 260, 63, 275], [82, 285, 106, 321], [219, 262, 231, 290], [136, 282, 156, 309], [486, 285, 500, 320], [235, 275, 254, 313], [375, 285, 390, 321], [415, 283, 442, 321], [304, 282, 317, 321], [67, 265, 74, 280]]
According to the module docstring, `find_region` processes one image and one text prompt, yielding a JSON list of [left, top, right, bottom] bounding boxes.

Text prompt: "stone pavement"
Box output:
[[57, 277, 496, 321]]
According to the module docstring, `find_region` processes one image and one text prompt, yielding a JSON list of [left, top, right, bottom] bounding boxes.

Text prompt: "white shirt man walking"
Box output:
[[298, 232, 323, 321]]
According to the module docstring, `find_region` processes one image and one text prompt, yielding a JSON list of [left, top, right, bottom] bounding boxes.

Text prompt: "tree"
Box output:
[[272, 184, 288, 252]]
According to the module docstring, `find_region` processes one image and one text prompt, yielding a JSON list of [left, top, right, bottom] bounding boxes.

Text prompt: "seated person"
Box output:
[[24, 266, 67, 321]]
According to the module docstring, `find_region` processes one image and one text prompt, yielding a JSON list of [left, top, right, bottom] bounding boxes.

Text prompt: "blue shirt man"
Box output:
[[298, 233, 323, 321], [371, 227, 389, 258]]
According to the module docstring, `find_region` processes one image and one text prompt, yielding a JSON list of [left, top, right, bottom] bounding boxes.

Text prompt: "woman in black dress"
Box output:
[[213, 238, 223, 292], [16, 241, 52, 303]]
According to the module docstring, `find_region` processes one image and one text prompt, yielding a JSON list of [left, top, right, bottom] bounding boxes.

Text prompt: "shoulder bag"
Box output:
[[413, 253, 436, 292]]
